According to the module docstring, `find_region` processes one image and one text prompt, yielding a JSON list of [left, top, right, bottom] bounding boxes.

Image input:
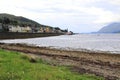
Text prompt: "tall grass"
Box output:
[[0, 49, 104, 80]]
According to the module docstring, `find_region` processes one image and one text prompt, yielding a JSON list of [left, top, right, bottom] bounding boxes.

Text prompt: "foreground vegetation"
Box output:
[[0, 49, 104, 80]]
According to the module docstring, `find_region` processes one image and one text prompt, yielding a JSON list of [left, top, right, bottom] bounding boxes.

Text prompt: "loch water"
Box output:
[[1, 34, 120, 54]]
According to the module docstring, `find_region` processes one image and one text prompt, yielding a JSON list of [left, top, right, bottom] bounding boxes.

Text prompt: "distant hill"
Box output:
[[0, 13, 69, 33], [0, 13, 51, 28], [98, 22, 120, 33]]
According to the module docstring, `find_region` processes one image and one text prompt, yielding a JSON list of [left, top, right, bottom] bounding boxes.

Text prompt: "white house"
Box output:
[[8, 25, 22, 32], [8, 25, 32, 32]]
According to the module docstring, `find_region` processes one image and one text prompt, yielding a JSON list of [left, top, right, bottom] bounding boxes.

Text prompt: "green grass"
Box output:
[[0, 49, 104, 80]]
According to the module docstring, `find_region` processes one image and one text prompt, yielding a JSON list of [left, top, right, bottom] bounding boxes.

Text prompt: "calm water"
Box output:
[[0, 34, 120, 54]]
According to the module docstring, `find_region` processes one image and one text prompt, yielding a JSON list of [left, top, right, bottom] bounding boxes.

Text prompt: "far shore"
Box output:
[[0, 43, 120, 80]]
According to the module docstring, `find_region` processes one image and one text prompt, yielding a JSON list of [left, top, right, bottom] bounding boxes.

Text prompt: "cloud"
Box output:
[[0, 0, 120, 32], [85, 7, 120, 24], [108, 0, 120, 5]]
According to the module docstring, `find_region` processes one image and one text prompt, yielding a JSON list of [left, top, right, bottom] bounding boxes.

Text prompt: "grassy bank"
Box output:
[[0, 49, 103, 80]]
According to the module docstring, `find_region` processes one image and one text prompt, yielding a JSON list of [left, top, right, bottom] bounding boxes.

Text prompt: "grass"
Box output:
[[0, 49, 104, 80]]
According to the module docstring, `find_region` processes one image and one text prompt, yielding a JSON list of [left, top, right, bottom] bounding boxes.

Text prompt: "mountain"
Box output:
[[0, 13, 51, 28], [98, 22, 120, 33]]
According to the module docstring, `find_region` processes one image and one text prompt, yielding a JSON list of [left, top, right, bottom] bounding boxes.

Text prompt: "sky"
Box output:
[[0, 0, 120, 33]]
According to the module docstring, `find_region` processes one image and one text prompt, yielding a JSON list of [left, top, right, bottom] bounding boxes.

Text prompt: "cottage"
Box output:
[[38, 27, 44, 33]]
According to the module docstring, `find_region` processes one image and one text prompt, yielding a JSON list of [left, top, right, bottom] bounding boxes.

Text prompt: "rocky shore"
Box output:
[[0, 43, 120, 80]]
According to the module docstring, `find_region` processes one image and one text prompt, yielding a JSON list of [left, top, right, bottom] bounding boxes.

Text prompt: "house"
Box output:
[[21, 26, 32, 32], [26, 26, 32, 32], [45, 27, 53, 33], [38, 27, 44, 33], [31, 26, 39, 33], [8, 25, 32, 33], [8, 25, 22, 32]]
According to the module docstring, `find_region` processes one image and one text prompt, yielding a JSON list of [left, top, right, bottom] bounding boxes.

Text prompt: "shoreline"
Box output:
[[1, 40, 120, 55], [0, 43, 120, 80], [43, 46, 120, 55]]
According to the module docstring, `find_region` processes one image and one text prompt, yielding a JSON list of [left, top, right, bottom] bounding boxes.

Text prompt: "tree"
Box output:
[[54, 27, 60, 30], [12, 20, 18, 25], [3, 17, 10, 24]]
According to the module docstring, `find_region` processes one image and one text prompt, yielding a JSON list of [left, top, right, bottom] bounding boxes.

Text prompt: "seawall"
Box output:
[[0, 32, 63, 39]]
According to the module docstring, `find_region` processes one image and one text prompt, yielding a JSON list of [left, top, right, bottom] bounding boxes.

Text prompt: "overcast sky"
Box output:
[[0, 0, 120, 33]]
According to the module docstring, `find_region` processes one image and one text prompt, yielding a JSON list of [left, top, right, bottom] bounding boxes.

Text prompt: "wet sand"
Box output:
[[0, 43, 120, 80]]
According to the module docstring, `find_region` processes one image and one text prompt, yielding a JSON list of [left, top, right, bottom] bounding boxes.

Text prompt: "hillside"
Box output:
[[0, 13, 47, 27], [98, 22, 120, 33], [0, 13, 68, 33]]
